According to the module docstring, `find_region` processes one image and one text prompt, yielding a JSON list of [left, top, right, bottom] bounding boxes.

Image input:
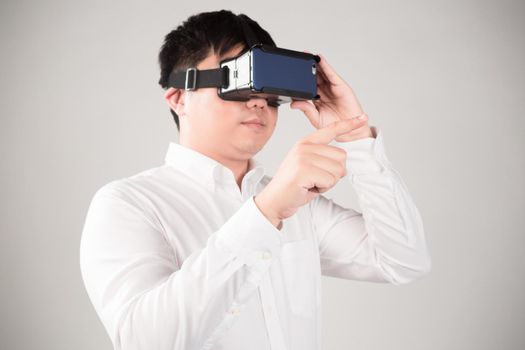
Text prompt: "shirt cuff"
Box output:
[[216, 195, 284, 261], [331, 125, 393, 176]]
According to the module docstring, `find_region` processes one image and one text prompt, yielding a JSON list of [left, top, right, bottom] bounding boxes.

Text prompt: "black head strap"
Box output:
[[167, 67, 229, 90]]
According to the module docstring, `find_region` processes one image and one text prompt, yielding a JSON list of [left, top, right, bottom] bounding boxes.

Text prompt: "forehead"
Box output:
[[196, 44, 247, 70]]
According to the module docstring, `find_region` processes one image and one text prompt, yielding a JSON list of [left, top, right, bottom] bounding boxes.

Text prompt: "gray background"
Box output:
[[1, 0, 524, 349]]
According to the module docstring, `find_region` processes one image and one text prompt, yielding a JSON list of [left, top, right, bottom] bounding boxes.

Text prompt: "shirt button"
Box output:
[[260, 252, 272, 260], [230, 307, 240, 315]]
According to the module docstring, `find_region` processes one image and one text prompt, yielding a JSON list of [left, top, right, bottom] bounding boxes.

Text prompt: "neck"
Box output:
[[219, 154, 250, 189]]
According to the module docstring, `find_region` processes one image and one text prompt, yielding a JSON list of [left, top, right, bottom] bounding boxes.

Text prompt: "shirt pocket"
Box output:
[[279, 239, 317, 319]]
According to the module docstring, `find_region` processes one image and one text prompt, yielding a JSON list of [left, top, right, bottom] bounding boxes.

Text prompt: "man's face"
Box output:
[[166, 44, 279, 161]]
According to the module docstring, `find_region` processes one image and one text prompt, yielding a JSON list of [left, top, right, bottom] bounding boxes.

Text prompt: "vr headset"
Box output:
[[165, 16, 321, 107]]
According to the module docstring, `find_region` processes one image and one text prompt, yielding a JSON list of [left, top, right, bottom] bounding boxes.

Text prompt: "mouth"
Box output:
[[241, 119, 265, 126], [241, 120, 266, 131]]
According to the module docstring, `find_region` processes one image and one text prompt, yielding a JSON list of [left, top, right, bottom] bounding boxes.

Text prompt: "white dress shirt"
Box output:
[[80, 125, 431, 350]]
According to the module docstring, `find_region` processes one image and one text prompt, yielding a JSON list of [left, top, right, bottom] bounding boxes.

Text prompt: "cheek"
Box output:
[[205, 92, 245, 123], [189, 90, 242, 132]]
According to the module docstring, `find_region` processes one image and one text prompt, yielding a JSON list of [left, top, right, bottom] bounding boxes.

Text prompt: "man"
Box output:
[[80, 10, 431, 350]]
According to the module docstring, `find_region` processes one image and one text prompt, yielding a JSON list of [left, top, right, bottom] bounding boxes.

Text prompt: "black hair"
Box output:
[[157, 10, 277, 131]]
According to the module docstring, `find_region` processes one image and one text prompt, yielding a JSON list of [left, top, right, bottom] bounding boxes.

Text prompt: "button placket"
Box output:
[[259, 273, 287, 350]]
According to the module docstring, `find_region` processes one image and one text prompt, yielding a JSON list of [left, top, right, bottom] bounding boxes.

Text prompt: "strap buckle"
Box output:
[[185, 68, 197, 91]]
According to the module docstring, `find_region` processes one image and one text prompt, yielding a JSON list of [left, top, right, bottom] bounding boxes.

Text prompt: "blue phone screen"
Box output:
[[251, 48, 317, 97]]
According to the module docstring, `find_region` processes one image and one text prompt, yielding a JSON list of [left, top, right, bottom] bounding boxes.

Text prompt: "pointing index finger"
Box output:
[[303, 118, 367, 145]]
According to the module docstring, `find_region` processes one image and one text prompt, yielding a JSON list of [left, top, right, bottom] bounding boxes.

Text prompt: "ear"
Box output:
[[164, 87, 186, 117]]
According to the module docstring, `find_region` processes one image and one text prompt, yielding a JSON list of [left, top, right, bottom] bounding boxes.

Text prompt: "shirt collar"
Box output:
[[164, 142, 266, 192]]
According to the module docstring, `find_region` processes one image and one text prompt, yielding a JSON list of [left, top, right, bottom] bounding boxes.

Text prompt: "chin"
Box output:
[[236, 138, 267, 155]]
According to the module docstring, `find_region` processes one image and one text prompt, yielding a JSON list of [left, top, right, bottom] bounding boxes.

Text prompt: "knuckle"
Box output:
[[292, 142, 306, 155], [296, 140, 312, 151], [295, 152, 309, 166], [330, 174, 338, 186], [295, 153, 306, 164], [295, 139, 308, 147], [340, 165, 347, 177], [339, 148, 347, 160]]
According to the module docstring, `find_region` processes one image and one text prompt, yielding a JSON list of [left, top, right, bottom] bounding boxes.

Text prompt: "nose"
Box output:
[[246, 96, 268, 109]]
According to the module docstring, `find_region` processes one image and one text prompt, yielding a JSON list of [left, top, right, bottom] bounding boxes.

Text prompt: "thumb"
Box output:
[[290, 100, 321, 128]]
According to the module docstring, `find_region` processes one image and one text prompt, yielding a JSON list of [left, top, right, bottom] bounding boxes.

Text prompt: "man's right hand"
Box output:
[[254, 117, 368, 230]]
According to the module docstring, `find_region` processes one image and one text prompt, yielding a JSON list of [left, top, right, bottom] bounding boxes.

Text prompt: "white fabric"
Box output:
[[80, 125, 431, 350]]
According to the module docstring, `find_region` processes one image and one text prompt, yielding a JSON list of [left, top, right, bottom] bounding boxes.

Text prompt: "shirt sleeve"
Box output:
[[309, 125, 432, 285], [79, 184, 283, 350]]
